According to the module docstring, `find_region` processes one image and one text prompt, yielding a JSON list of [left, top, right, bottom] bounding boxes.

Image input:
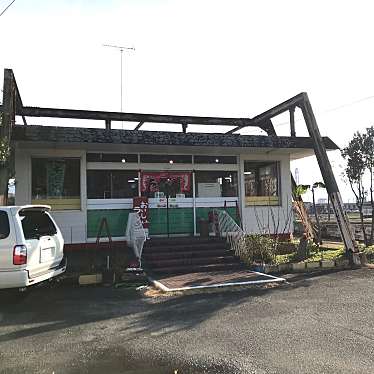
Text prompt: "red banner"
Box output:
[[140, 172, 192, 194], [133, 197, 149, 229]]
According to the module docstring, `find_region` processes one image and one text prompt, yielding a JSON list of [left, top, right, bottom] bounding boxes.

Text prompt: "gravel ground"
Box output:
[[1, 268, 374, 373]]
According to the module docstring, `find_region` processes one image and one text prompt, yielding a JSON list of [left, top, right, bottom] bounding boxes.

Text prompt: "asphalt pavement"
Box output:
[[1, 268, 374, 373]]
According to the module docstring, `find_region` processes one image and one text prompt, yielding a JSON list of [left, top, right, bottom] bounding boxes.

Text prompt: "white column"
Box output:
[[193, 170, 197, 236]]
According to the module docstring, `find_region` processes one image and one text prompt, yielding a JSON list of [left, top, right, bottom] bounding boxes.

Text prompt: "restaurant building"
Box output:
[[11, 125, 338, 246]]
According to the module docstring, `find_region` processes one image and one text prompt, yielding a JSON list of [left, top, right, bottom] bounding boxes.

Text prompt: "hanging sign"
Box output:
[[140, 172, 192, 194]]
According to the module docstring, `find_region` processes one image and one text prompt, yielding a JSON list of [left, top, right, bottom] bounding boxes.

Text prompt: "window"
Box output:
[[140, 154, 192, 164], [244, 161, 280, 205], [87, 170, 139, 199], [0, 211, 10, 239], [87, 153, 138, 163], [32, 158, 81, 210], [195, 171, 238, 197], [194, 156, 237, 164], [19, 210, 57, 240]]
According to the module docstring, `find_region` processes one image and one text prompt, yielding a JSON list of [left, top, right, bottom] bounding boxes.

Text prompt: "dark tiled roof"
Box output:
[[11, 125, 339, 150]]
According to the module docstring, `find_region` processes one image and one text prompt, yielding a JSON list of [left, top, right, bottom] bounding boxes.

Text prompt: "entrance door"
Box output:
[[140, 172, 194, 236]]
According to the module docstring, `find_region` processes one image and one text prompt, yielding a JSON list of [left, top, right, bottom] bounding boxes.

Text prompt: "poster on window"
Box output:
[[133, 197, 149, 237], [46, 160, 66, 198], [140, 172, 191, 195]]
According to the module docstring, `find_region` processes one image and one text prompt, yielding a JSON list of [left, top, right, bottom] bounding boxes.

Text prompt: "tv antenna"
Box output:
[[103, 44, 135, 118]]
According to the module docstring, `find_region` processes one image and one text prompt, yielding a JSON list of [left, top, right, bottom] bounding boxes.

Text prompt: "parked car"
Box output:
[[0, 205, 66, 290]]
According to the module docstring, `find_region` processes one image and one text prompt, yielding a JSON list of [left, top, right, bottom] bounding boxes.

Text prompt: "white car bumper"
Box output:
[[0, 258, 66, 289]]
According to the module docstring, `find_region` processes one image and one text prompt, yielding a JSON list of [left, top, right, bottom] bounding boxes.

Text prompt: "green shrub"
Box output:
[[240, 234, 277, 265]]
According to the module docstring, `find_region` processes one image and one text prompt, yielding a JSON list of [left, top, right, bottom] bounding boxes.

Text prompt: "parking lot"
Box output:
[[1, 268, 374, 373]]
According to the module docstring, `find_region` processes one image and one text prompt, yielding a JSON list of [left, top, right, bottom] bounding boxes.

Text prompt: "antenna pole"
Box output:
[[103, 44, 135, 128]]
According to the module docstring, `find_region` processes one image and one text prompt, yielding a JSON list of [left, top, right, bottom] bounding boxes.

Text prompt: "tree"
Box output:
[[362, 126, 374, 244], [311, 181, 326, 245], [341, 132, 368, 245]]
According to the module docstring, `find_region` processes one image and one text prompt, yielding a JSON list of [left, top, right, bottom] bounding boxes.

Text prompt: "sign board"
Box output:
[[133, 197, 149, 234], [197, 182, 221, 197]]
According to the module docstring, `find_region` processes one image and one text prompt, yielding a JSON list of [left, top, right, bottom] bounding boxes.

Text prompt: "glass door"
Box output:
[[140, 172, 193, 236]]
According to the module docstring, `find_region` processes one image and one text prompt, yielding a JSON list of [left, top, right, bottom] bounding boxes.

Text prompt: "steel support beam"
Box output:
[[290, 107, 296, 137], [0, 69, 15, 205], [15, 106, 258, 128], [134, 121, 144, 130], [300, 93, 359, 262]]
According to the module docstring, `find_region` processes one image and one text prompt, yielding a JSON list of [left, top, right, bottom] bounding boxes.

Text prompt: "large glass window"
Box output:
[[195, 171, 238, 197], [32, 158, 81, 210], [87, 170, 139, 199], [244, 161, 280, 205]]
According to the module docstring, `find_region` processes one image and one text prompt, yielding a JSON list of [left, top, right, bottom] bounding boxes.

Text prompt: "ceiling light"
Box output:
[[169, 160, 174, 164], [121, 158, 126, 163]]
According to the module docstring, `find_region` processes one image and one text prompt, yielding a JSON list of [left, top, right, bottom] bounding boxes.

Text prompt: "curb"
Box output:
[[262, 258, 351, 275]]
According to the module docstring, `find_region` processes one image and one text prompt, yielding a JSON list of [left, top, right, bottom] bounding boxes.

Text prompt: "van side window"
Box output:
[[20, 211, 57, 240], [0, 211, 10, 239]]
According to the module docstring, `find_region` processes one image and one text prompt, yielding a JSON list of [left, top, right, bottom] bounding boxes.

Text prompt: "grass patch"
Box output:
[[275, 246, 345, 265]]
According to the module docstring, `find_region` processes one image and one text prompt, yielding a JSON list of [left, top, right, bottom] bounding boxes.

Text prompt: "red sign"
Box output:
[[140, 172, 191, 194], [133, 197, 149, 229]]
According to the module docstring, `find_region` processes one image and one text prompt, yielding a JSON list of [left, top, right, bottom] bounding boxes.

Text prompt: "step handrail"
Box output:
[[125, 212, 147, 268], [213, 209, 246, 257]]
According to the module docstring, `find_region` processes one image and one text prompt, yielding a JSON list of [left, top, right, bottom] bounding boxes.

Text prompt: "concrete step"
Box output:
[[143, 242, 228, 254], [143, 249, 232, 261], [145, 255, 237, 268], [144, 237, 225, 248]]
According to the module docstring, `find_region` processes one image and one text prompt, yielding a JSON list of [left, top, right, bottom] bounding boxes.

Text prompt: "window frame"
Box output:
[[244, 161, 281, 206], [31, 157, 82, 211], [87, 169, 139, 199]]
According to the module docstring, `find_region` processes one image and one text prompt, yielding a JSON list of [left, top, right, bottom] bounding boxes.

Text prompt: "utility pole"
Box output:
[[103, 44, 135, 127]]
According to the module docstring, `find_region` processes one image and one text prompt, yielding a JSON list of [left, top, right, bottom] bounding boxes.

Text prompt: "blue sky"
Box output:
[[1, 0, 374, 202]]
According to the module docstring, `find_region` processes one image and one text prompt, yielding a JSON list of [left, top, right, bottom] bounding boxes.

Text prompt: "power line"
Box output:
[[273, 94, 374, 128], [0, 0, 16, 18]]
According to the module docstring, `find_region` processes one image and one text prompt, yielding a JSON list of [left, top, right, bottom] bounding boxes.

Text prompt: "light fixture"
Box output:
[[169, 160, 174, 164], [215, 158, 219, 163], [244, 171, 252, 175], [121, 158, 126, 163], [128, 179, 135, 183]]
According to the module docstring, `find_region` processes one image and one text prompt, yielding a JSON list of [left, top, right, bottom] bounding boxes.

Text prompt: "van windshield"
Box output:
[[19, 210, 57, 239]]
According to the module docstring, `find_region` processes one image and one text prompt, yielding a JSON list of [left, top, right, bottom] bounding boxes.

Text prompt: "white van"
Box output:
[[0, 205, 66, 290]]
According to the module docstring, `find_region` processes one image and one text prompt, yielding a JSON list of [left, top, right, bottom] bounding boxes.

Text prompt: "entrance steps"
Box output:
[[142, 237, 245, 275]]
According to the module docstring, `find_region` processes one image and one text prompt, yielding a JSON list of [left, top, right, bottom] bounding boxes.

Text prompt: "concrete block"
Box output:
[[321, 260, 335, 268], [264, 264, 279, 274], [335, 258, 349, 268], [292, 262, 306, 272], [306, 261, 320, 270], [278, 263, 292, 273], [79, 273, 102, 285]]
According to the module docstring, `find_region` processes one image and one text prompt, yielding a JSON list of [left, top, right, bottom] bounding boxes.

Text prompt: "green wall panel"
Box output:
[[149, 208, 194, 235], [87, 209, 131, 238], [87, 207, 240, 238]]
